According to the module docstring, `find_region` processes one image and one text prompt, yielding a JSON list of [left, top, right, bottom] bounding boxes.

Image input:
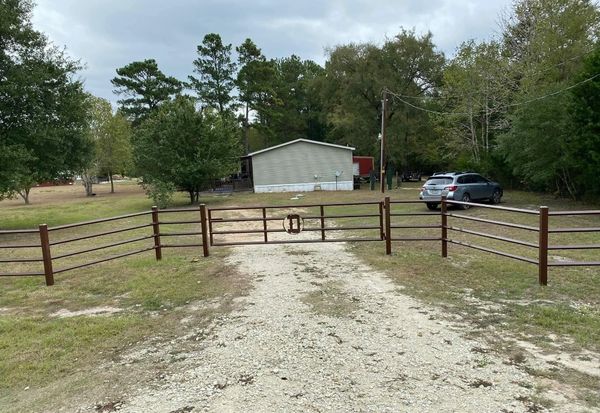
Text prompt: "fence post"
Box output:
[[379, 201, 385, 240], [441, 196, 448, 258], [262, 207, 268, 243], [151, 206, 162, 261], [200, 204, 210, 257], [39, 224, 54, 286], [384, 196, 391, 255], [320, 205, 326, 241], [538, 206, 549, 286]]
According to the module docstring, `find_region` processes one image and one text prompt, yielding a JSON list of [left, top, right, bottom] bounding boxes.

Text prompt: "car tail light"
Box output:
[[445, 185, 458, 191]]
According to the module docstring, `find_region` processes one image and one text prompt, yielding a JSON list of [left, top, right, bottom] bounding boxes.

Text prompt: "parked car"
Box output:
[[419, 172, 503, 210], [401, 171, 422, 182]]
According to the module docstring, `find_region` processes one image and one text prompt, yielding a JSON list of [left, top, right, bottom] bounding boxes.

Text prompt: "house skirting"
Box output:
[[254, 181, 353, 193]]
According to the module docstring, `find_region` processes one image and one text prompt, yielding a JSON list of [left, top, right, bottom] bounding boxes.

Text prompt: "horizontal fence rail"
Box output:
[[1, 197, 598, 286], [545, 209, 600, 269], [0, 205, 210, 285]]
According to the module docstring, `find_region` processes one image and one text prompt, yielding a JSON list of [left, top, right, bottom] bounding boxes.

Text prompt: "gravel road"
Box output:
[[111, 239, 540, 413]]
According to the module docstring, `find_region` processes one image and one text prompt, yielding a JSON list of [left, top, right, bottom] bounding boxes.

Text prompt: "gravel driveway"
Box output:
[[111, 238, 541, 413]]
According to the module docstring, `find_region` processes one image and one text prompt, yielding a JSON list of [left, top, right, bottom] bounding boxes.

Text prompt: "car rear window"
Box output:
[[425, 177, 453, 185]]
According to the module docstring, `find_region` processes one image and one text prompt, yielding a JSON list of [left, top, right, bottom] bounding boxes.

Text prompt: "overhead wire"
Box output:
[[385, 72, 600, 116]]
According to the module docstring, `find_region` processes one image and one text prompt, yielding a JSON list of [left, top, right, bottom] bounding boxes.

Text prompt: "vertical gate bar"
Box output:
[[320, 205, 326, 241], [384, 196, 391, 255], [538, 206, 549, 286], [379, 201, 384, 240], [208, 208, 214, 246], [39, 224, 54, 286], [262, 208, 268, 243], [199, 204, 210, 257], [151, 206, 162, 260], [441, 196, 448, 258]]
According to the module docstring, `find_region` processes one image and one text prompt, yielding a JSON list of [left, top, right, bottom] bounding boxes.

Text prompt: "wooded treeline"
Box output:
[[2, 0, 600, 205]]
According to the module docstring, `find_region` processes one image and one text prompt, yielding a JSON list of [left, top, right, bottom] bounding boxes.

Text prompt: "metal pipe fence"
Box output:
[[1, 197, 598, 286]]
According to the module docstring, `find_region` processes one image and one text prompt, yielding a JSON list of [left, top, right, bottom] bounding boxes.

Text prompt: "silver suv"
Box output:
[[419, 172, 503, 210]]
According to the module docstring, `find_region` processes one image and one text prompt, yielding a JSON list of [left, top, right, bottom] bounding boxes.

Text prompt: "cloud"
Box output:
[[31, 0, 512, 104]]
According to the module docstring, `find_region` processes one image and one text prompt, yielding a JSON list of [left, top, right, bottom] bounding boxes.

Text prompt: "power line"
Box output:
[[385, 72, 600, 116]]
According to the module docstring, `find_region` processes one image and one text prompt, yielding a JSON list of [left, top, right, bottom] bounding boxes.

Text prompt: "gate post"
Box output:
[[262, 207, 268, 243], [538, 206, 549, 286], [320, 205, 326, 241], [441, 196, 448, 258], [151, 206, 162, 260], [200, 204, 210, 257], [379, 201, 385, 240], [384, 196, 391, 255], [39, 224, 54, 286]]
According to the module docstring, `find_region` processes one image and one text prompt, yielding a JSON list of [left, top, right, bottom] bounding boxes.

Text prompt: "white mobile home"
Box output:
[[247, 139, 355, 193]]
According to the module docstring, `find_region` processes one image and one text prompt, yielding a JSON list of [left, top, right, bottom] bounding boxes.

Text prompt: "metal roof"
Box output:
[[247, 139, 355, 157]]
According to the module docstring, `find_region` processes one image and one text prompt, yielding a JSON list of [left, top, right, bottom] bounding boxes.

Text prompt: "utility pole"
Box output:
[[380, 89, 388, 193]]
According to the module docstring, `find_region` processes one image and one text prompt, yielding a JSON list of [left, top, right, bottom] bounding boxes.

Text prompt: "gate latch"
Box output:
[[284, 214, 303, 234]]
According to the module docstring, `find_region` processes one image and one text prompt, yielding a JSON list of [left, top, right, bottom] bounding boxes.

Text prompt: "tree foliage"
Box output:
[[498, 0, 600, 196], [190, 33, 237, 114], [133, 97, 241, 205], [321, 30, 444, 172], [0, 0, 92, 204], [111, 59, 182, 125]]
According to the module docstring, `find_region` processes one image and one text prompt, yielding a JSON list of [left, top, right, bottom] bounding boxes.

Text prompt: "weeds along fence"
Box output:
[[0, 198, 598, 286]]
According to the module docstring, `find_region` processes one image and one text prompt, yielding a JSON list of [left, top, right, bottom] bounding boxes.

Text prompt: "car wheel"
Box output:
[[491, 189, 502, 204], [426, 203, 438, 211], [461, 193, 471, 210]]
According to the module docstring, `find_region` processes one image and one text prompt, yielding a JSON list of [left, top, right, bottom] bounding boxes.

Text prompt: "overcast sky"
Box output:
[[32, 0, 512, 104]]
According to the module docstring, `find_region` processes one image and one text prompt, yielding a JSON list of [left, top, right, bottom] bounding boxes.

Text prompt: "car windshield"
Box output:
[[425, 177, 453, 185]]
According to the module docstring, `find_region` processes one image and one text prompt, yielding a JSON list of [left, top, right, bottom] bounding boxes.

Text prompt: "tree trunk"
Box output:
[[189, 190, 195, 205], [109, 171, 115, 193], [244, 103, 250, 154], [19, 187, 31, 205], [82, 172, 94, 196]]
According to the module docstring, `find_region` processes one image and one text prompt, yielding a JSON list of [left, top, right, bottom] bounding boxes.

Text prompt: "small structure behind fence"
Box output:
[[0, 198, 598, 286]]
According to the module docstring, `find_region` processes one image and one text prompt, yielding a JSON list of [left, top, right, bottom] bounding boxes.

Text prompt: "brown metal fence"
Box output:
[[0, 198, 598, 286], [0, 205, 210, 286], [208, 201, 384, 246]]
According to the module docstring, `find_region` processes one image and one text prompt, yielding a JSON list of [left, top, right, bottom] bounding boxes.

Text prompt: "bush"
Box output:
[[143, 181, 175, 209]]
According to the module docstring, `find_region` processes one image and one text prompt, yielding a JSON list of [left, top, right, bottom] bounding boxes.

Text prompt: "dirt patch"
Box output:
[[514, 339, 600, 378], [51, 306, 123, 318]]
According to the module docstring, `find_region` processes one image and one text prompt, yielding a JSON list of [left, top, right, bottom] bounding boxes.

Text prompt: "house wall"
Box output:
[[252, 141, 353, 192]]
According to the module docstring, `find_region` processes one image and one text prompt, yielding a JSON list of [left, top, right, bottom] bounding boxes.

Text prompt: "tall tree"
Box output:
[[321, 30, 444, 172], [0, 0, 92, 204], [236, 38, 264, 153], [133, 97, 241, 204], [436, 40, 511, 168], [568, 46, 600, 198], [111, 59, 182, 125], [97, 112, 133, 194], [498, 0, 600, 196], [81, 96, 112, 197], [190, 33, 237, 114]]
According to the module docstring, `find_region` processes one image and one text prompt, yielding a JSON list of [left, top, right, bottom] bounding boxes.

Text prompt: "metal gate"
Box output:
[[208, 201, 384, 246]]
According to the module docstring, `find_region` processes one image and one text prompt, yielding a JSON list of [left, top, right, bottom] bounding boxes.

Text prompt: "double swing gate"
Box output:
[[1, 197, 598, 286]]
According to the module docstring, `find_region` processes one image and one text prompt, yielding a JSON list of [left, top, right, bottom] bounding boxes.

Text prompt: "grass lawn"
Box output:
[[0, 180, 598, 410]]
